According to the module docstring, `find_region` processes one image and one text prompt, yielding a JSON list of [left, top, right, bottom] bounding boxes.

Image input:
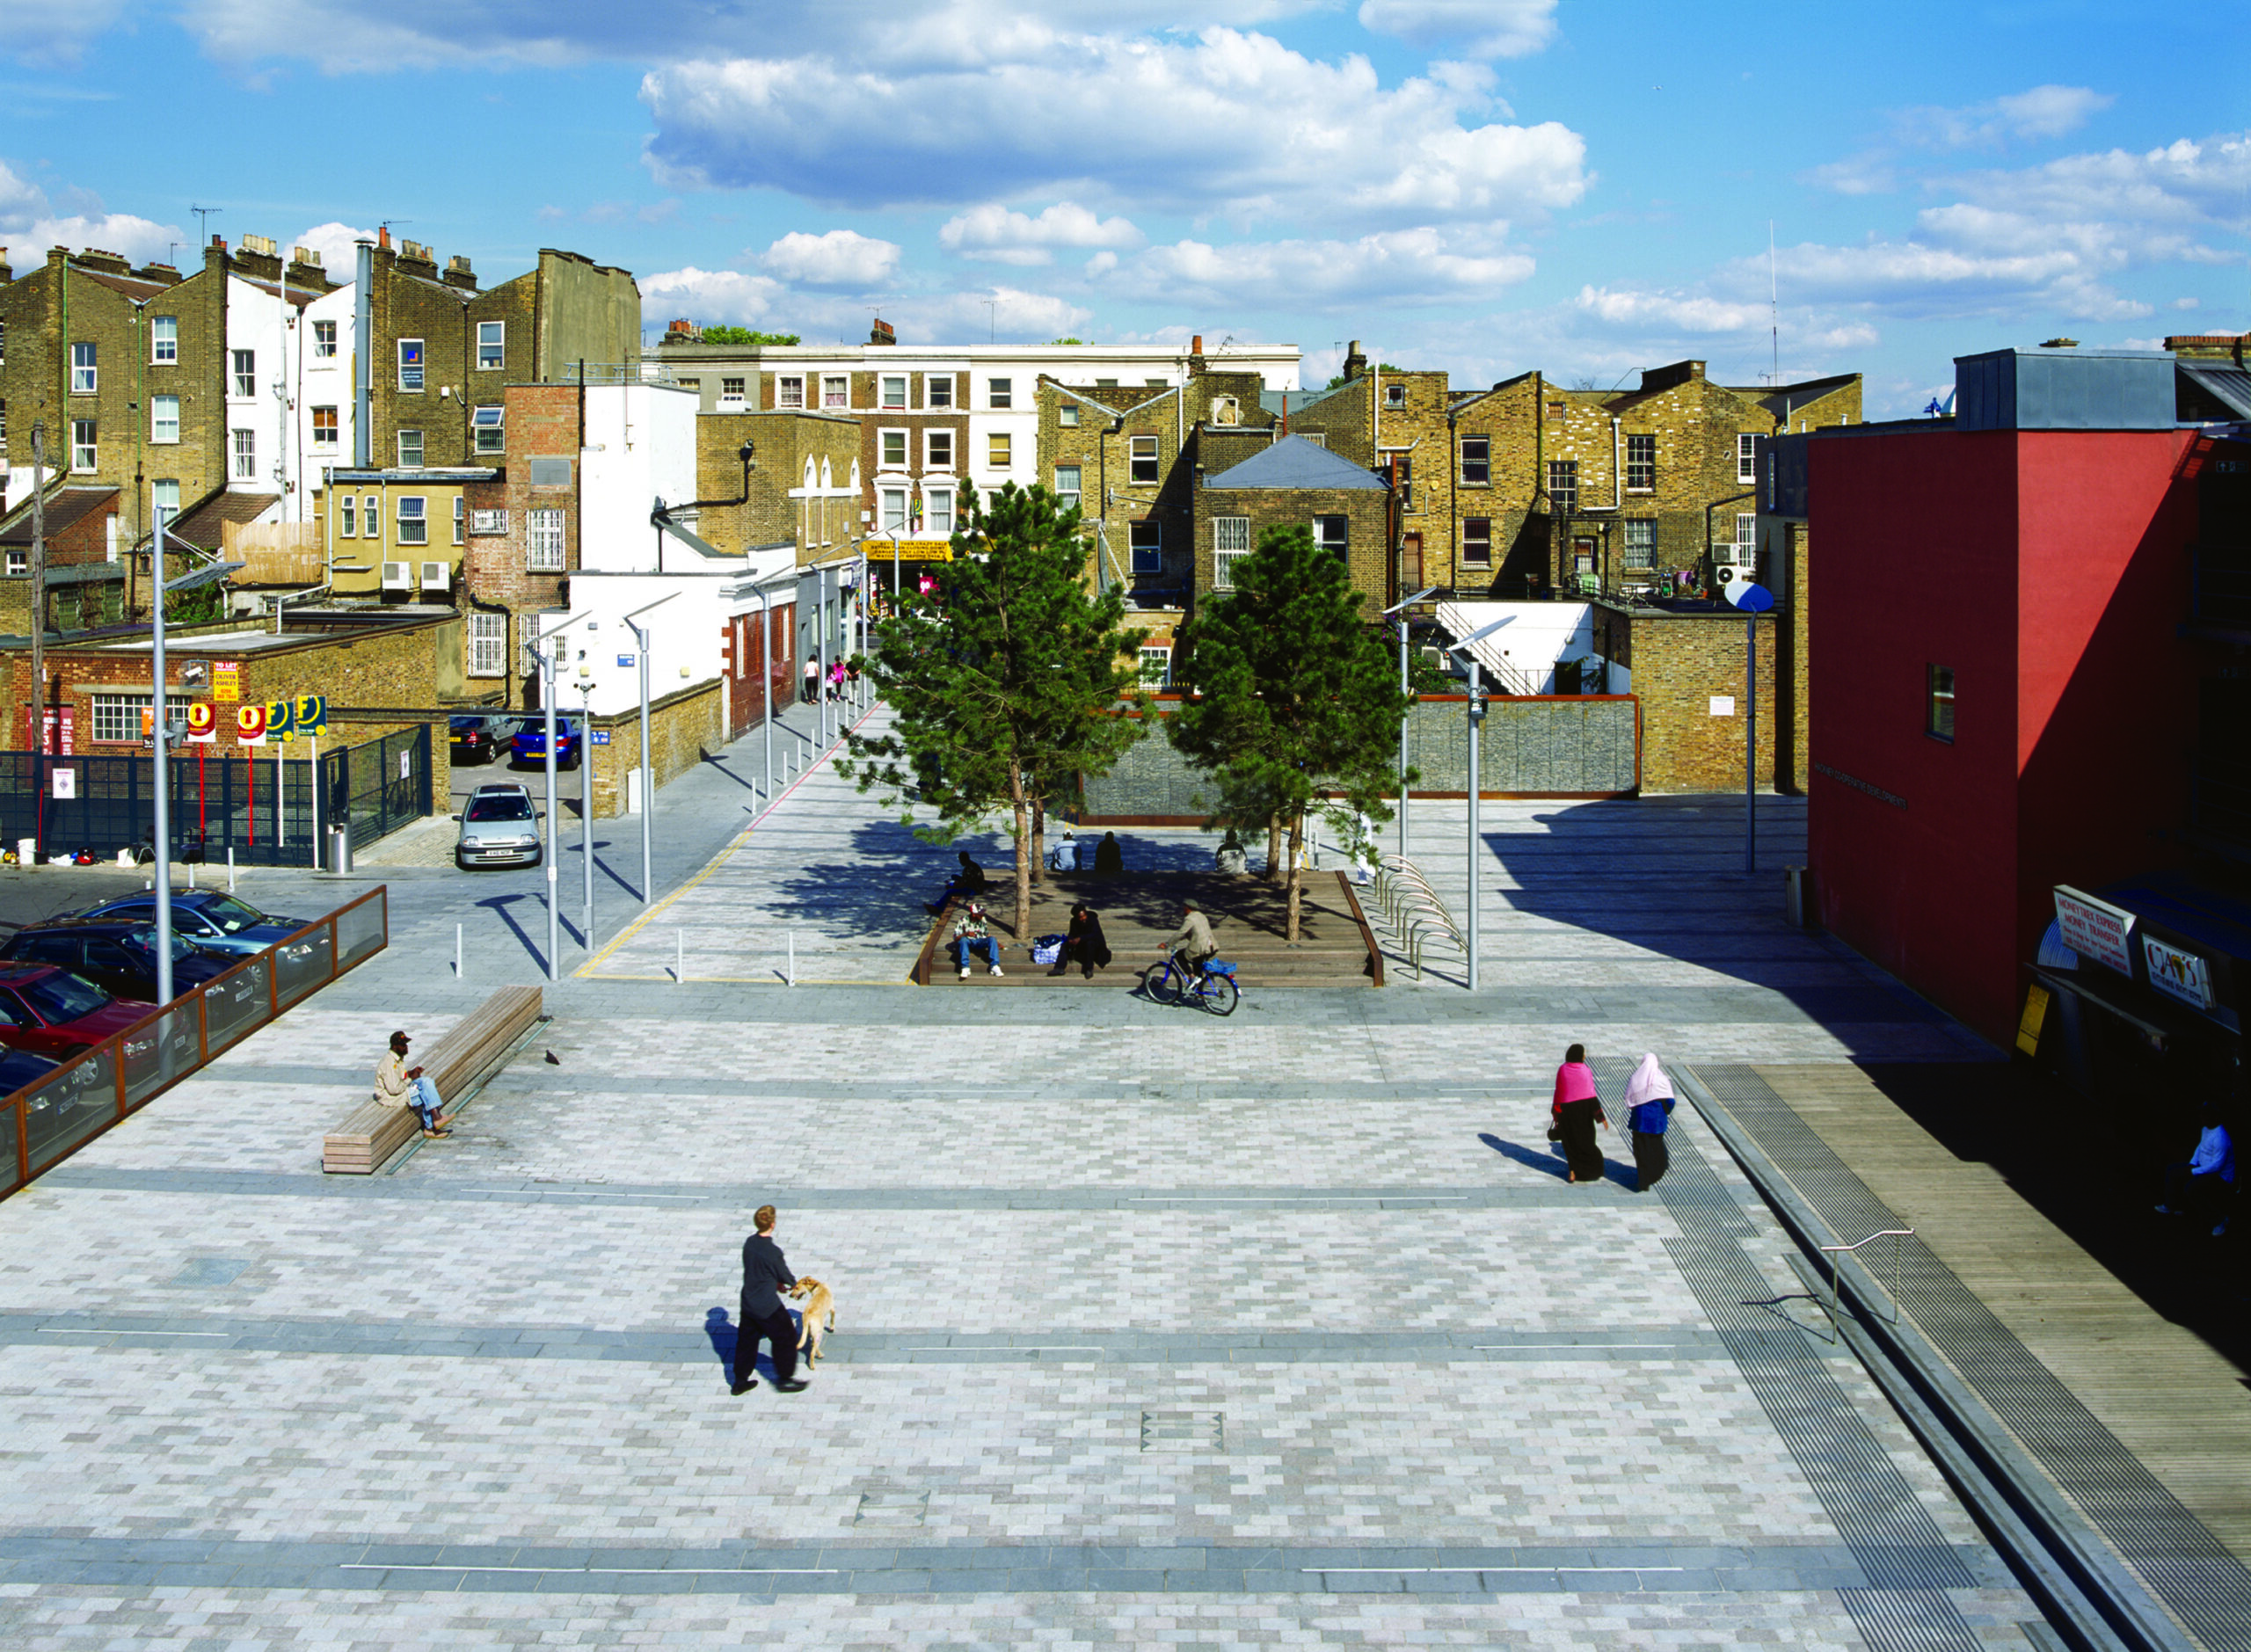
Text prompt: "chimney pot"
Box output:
[[1191, 334, 1202, 354]]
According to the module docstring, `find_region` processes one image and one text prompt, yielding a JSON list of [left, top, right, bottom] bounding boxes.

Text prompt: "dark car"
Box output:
[[0, 918, 237, 1003], [510, 717, 583, 770], [0, 963, 153, 1059], [73, 890, 315, 960], [0, 1044, 62, 1097], [449, 714, 519, 766]]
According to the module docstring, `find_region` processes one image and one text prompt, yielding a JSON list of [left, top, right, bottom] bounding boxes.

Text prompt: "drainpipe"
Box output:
[[1532, 372, 1545, 598], [353, 240, 373, 467]]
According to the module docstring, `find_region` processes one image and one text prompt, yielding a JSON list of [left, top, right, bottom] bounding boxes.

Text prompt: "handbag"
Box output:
[[1545, 1117, 1562, 1143]]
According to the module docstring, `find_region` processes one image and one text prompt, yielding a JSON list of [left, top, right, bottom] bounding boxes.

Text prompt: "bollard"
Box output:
[[228, 847, 237, 891], [455, 922, 463, 979], [676, 927, 684, 986], [187, 860, 196, 891], [788, 928, 796, 986]]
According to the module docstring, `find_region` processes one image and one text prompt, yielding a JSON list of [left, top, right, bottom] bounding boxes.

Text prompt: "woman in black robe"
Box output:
[[1052, 904, 1113, 979], [1093, 832, 1125, 876]]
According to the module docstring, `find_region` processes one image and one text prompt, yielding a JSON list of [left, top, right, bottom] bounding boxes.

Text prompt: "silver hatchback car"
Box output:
[[455, 782, 543, 870]]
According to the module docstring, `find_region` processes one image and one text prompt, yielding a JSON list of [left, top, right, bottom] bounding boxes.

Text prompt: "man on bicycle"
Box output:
[[1158, 898, 1219, 988]]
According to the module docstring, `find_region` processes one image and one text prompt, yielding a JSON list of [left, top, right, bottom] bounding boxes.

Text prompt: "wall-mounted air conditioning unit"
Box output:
[[382, 562, 411, 590], [420, 562, 448, 590]]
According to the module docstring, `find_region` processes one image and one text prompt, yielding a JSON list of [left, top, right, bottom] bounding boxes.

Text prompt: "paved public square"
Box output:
[[0, 704, 2049, 1648]]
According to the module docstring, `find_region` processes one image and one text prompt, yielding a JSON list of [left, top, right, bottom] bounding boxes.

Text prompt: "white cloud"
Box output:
[[639, 266, 788, 329], [288, 221, 379, 276], [1099, 227, 1533, 310], [1575, 286, 1765, 333], [3, 0, 131, 66], [0, 162, 179, 266], [1898, 84, 2115, 150], [1355, 0, 1555, 59], [758, 229, 900, 286], [641, 28, 1588, 227], [939, 202, 1143, 266]]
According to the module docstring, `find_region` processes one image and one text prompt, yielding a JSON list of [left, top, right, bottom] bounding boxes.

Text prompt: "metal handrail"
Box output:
[[1818, 1227, 1915, 1328]]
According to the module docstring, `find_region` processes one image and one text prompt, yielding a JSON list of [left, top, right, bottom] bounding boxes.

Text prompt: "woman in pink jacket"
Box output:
[[1551, 1043, 1611, 1183]]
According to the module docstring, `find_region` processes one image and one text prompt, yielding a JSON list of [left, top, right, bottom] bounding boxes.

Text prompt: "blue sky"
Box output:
[[6, 1, 2247, 413]]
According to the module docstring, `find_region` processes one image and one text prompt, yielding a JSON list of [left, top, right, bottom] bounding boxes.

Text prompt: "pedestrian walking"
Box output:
[[802, 657, 820, 704], [1550, 1043, 1610, 1184], [1623, 1052, 1675, 1192], [372, 1030, 453, 1139], [732, 1204, 809, 1394]]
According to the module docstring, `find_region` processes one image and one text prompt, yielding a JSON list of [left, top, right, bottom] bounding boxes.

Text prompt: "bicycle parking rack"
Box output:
[[1370, 855, 1468, 983]]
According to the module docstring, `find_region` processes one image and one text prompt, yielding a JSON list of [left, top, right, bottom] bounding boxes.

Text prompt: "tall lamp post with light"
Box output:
[[1729, 579, 1774, 873], [1446, 615, 1515, 993], [535, 611, 595, 982], [1382, 586, 1438, 860], [620, 593, 676, 904]]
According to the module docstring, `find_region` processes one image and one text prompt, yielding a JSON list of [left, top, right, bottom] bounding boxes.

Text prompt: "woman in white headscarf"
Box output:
[[1623, 1053, 1675, 1192]]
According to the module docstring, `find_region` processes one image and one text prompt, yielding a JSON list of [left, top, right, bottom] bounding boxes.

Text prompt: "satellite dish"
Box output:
[[1730, 581, 1775, 613]]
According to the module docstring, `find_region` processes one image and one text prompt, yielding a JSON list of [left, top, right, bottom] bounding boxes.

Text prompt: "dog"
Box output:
[[789, 1277, 836, 1368]]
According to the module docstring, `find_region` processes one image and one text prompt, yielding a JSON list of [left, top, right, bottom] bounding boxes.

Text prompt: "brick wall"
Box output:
[[583, 678, 723, 819], [692, 410, 865, 558], [1191, 484, 1391, 616], [1596, 605, 1779, 793]]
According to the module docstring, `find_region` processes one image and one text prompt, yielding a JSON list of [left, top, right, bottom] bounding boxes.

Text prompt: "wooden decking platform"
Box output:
[[912, 869, 1381, 988], [1743, 1062, 2251, 1565]]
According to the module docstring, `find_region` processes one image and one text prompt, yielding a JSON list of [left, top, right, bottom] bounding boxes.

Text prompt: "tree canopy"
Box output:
[[843, 481, 1147, 943], [1168, 523, 1413, 939], [697, 327, 800, 346]]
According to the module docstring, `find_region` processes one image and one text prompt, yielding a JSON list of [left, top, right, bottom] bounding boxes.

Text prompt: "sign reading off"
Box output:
[[2142, 935, 2214, 1011], [2055, 885, 2136, 977]]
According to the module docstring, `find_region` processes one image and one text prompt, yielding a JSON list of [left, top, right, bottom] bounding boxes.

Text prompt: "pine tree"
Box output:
[[842, 481, 1147, 944], [1168, 523, 1412, 941]]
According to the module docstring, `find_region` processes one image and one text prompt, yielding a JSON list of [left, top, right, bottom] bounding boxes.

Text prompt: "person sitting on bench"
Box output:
[[373, 1030, 453, 1139]]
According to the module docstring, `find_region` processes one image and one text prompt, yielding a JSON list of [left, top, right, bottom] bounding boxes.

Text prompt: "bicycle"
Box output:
[[1146, 954, 1240, 1015]]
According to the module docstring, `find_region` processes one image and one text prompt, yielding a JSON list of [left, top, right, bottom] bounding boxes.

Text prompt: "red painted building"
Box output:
[[1803, 348, 2238, 1049]]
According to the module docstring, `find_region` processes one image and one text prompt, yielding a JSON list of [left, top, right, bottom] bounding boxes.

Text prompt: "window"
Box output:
[[1213, 515, 1250, 588], [1129, 435, 1159, 484], [879, 429, 907, 469], [397, 428, 424, 468], [453, 497, 465, 544], [926, 487, 954, 536], [71, 419, 97, 471], [1625, 433, 1655, 491], [1736, 513, 1757, 553], [719, 376, 746, 407], [821, 375, 848, 409], [151, 317, 178, 363], [1927, 666, 1956, 742], [91, 694, 153, 745], [470, 508, 507, 535], [397, 338, 424, 391], [1130, 520, 1162, 575], [314, 320, 337, 359], [5, 548, 23, 577], [988, 377, 1012, 409], [881, 375, 907, 410], [528, 508, 565, 570], [363, 495, 380, 539], [150, 395, 180, 444], [472, 404, 504, 455], [153, 478, 178, 521], [1299, 432, 1327, 448], [1054, 464, 1082, 511], [395, 496, 427, 545], [477, 320, 504, 370], [71, 341, 97, 393], [1461, 517, 1492, 566], [1623, 520, 1655, 569], [1138, 646, 1172, 688], [1737, 433, 1758, 484], [1059, 402, 1079, 427], [1547, 460, 1577, 515], [232, 349, 256, 397], [1385, 382, 1405, 407], [340, 495, 356, 536], [528, 457, 572, 488], [312, 405, 338, 447], [926, 374, 952, 409], [469, 611, 508, 677], [1460, 435, 1490, 485], [925, 429, 953, 469], [1313, 515, 1348, 558], [881, 488, 908, 534], [232, 428, 256, 479], [675, 378, 700, 393], [778, 375, 805, 409], [987, 432, 1011, 469]]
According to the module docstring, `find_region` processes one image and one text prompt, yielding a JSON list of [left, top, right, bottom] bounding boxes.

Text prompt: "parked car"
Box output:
[[0, 963, 153, 1059], [0, 918, 238, 1002], [0, 1044, 62, 1096], [74, 890, 316, 959], [510, 717, 583, 770], [455, 782, 543, 870], [449, 714, 519, 766]]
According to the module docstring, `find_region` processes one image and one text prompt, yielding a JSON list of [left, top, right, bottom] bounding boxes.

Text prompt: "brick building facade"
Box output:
[[1589, 602, 1780, 793]]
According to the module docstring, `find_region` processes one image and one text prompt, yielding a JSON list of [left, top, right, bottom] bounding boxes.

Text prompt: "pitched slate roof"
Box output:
[[0, 486, 118, 544], [165, 490, 277, 553], [1204, 435, 1388, 491]]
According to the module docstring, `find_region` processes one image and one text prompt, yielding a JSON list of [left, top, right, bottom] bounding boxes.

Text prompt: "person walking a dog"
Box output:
[[732, 1204, 809, 1394]]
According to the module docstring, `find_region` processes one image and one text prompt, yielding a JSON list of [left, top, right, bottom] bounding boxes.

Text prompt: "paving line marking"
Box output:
[[1470, 1343, 1691, 1351], [461, 1189, 710, 1200], [903, 1345, 1105, 1353], [1126, 1196, 1466, 1204], [340, 1564, 839, 1576], [36, 1328, 230, 1337], [1308, 1567, 1685, 1575]]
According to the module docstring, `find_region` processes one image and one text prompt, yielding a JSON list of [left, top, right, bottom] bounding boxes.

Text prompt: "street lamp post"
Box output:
[[1382, 586, 1438, 861], [151, 509, 174, 1006], [622, 593, 677, 904], [1731, 581, 1775, 874], [535, 611, 595, 981], [1448, 615, 1514, 994], [580, 675, 595, 949]]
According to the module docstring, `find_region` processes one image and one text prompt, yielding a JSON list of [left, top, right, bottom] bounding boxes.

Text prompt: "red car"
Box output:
[[0, 963, 152, 1059]]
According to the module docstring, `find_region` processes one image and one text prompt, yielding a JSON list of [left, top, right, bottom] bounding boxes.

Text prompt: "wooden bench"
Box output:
[[321, 986, 543, 1174]]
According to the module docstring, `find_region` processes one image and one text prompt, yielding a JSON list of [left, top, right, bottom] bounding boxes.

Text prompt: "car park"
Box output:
[[455, 782, 543, 869], [0, 963, 154, 1059], [74, 890, 315, 959], [0, 918, 238, 1002], [0, 1044, 62, 1096], [449, 714, 519, 766], [510, 717, 583, 770]]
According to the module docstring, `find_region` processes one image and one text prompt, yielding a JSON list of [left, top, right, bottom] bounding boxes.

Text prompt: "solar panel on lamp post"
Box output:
[[1382, 586, 1439, 861]]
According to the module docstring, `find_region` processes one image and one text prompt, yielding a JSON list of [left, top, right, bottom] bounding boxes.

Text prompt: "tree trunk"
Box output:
[[1284, 812, 1305, 942], [1030, 795, 1045, 886], [1264, 812, 1284, 884], [1008, 764, 1033, 950]]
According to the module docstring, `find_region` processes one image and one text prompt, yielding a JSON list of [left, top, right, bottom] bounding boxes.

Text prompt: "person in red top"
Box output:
[[1551, 1043, 1611, 1184]]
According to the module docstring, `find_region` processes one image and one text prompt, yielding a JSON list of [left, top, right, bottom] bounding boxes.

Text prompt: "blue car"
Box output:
[[74, 890, 317, 960], [510, 717, 583, 770]]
